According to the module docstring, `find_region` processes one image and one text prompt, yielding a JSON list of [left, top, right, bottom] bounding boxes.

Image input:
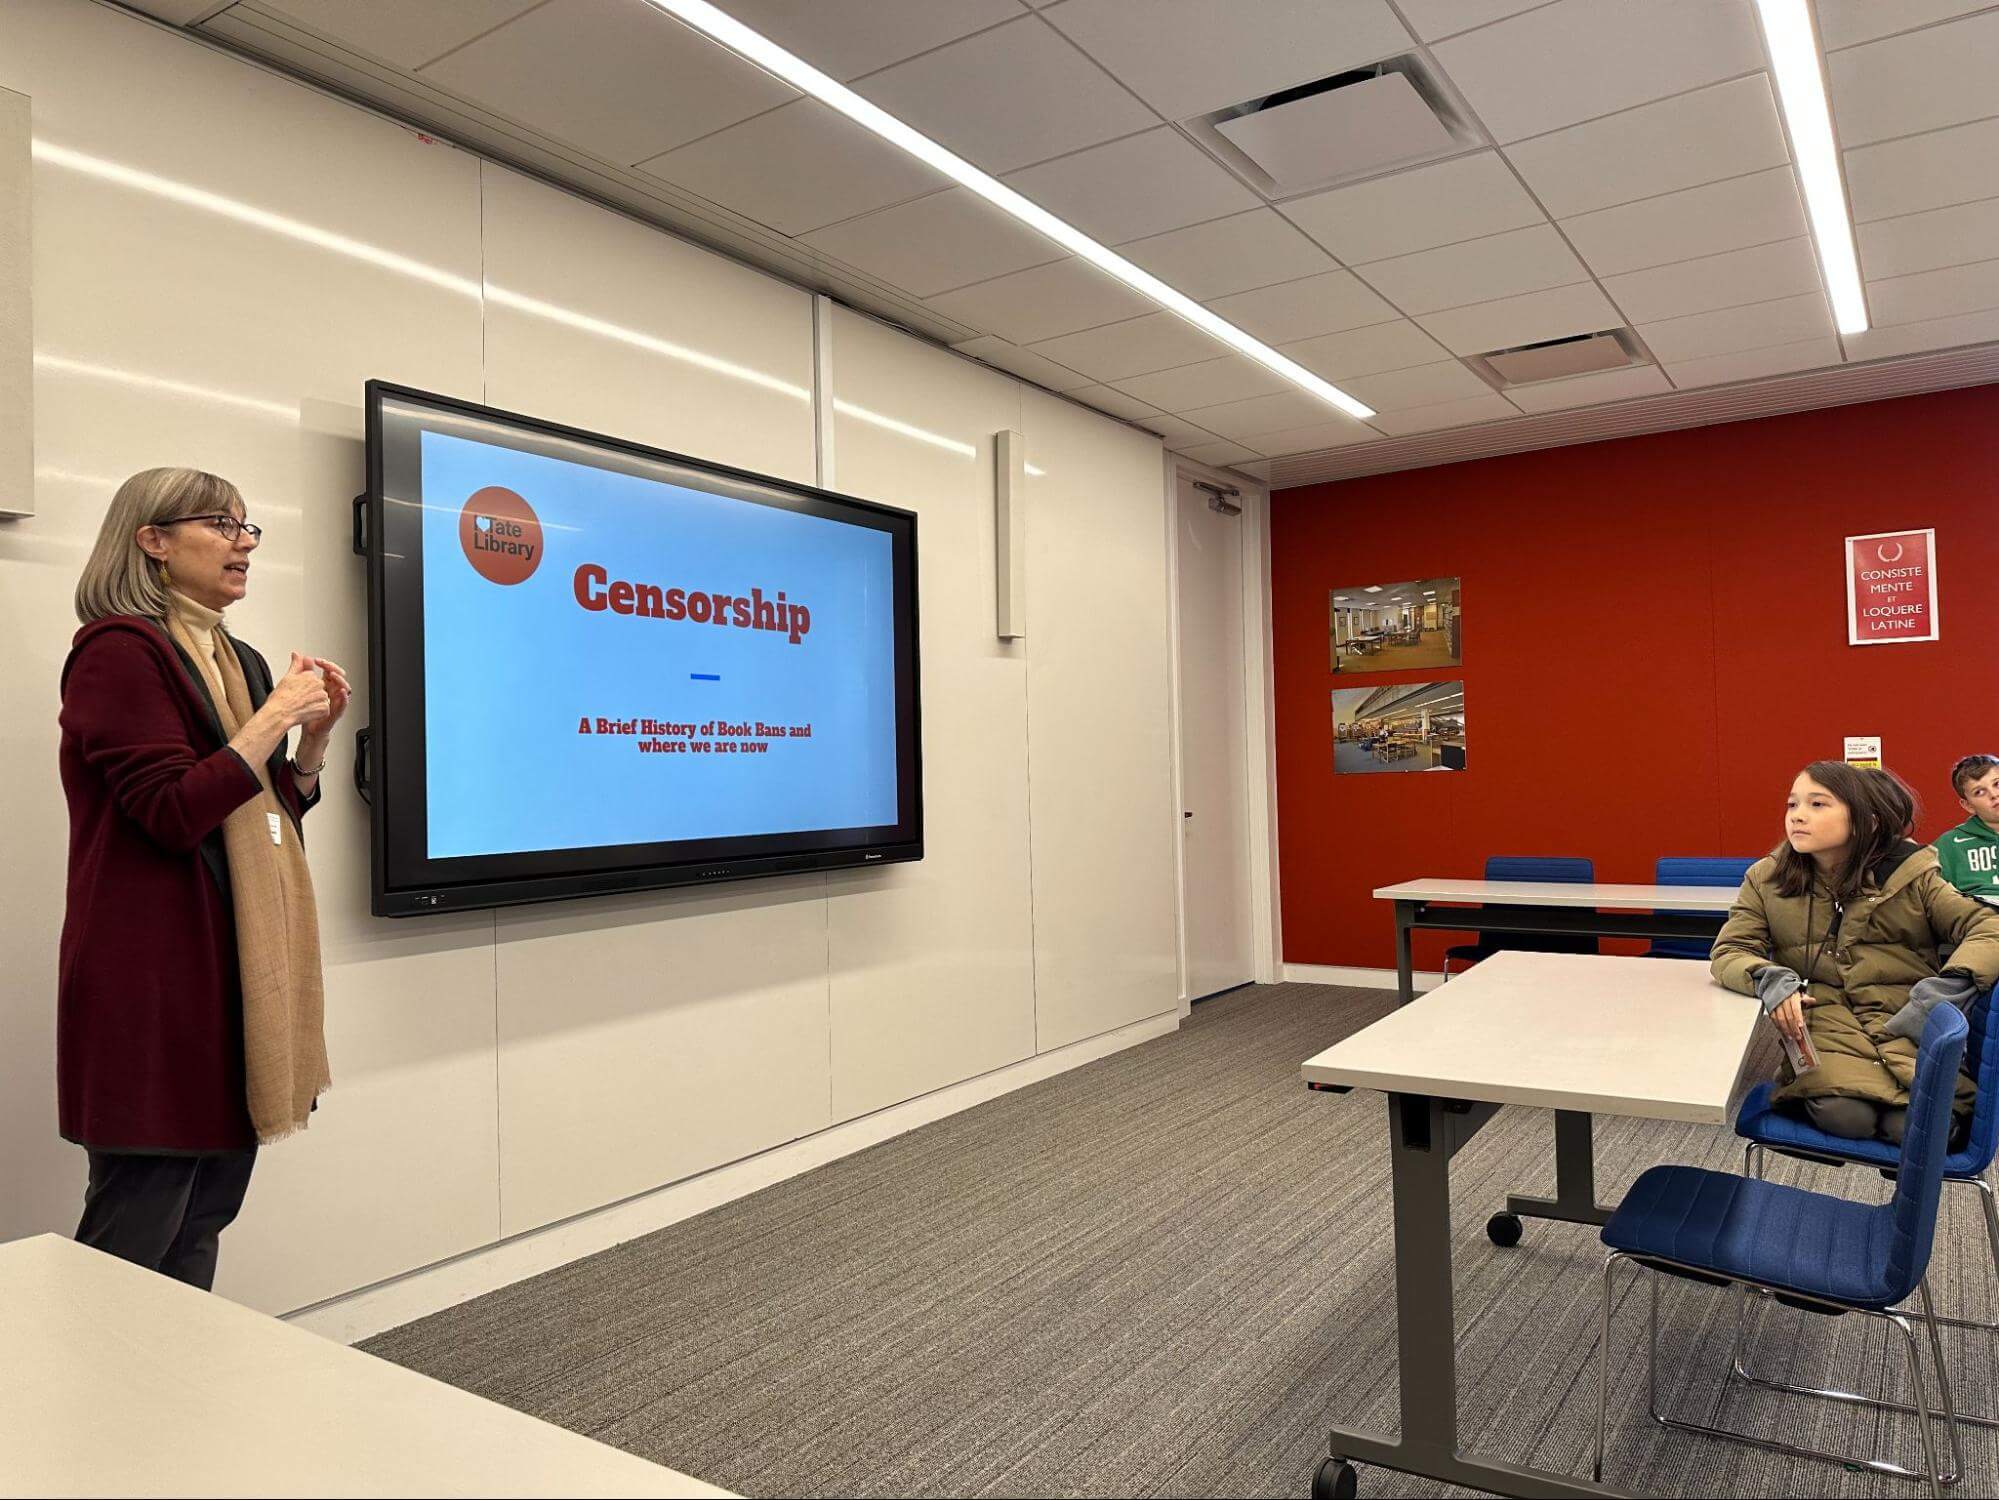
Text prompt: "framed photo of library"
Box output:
[[1333, 681, 1467, 775], [1330, 577, 1461, 673]]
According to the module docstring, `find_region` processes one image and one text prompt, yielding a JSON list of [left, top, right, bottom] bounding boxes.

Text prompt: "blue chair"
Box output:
[[1643, 855, 1756, 960], [1734, 987, 1999, 1424], [1441, 856, 1595, 977], [1592, 1004, 1968, 1495]]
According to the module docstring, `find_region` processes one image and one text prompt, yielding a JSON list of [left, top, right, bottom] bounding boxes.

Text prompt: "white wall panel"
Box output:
[[824, 309, 1035, 1121], [0, 0, 494, 1317], [493, 881, 835, 1235], [1021, 392, 1179, 1050], [478, 164, 818, 485]]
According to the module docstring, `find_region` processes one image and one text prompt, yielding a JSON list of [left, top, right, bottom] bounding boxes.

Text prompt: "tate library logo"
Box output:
[[459, 486, 543, 585]]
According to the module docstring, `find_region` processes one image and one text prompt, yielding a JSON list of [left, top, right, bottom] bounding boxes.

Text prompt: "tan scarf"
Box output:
[[167, 595, 330, 1142]]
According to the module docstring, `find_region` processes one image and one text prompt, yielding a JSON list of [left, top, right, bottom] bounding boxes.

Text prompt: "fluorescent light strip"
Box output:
[[1754, 0, 1868, 335], [646, 0, 1375, 422]]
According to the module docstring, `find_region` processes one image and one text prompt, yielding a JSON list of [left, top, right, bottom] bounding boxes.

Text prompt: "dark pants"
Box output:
[[75, 1149, 257, 1291]]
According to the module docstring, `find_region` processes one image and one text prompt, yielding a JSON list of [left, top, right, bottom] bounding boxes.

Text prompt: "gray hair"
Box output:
[[74, 467, 245, 624]]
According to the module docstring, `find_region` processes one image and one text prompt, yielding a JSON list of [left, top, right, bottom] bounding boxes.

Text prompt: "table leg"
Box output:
[[1505, 1110, 1618, 1227], [1394, 901, 1416, 1008], [1320, 1095, 1626, 1498]]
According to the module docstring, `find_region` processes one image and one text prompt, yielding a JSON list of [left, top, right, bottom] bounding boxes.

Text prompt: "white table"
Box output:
[[1300, 952, 1767, 1500], [0, 1234, 734, 1499], [1375, 877, 1745, 1007]]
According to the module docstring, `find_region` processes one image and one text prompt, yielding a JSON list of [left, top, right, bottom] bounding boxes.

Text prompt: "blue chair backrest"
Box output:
[[1649, 856, 1757, 959], [1883, 1003, 1971, 1303], [1484, 856, 1593, 883], [1960, 988, 1999, 1174]]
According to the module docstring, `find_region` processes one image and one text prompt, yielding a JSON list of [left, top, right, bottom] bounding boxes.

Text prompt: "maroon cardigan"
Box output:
[[57, 616, 318, 1152]]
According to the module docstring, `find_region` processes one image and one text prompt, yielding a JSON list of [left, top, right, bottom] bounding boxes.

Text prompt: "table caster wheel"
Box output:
[[1312, 1456, 1358, 1499], [1486, 1211, 1523, 1247]]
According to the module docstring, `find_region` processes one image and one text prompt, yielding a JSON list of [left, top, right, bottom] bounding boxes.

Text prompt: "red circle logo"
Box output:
[[459, 487, 542, 585]]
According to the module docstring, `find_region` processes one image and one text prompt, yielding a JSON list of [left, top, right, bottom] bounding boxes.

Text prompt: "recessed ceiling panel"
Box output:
[[1661, 335, 1845, 388], [1842, 307, 1999, 361], [1278, 319, 1454, 381], [1600, 237, 1823, 325], [1867, 258, 1999, 328], [1026, 312, 1229, 383], [635, 99, 948, 237], [1501, 363, 1672, 412], [1432, 0, 1764, 144], [1415, 281, 1619, 356], [1339, 360, 1494, 411], [926, 257, 1156, 345], [1255, 417, 1380, 455], [1504, 75, 1790, 219], [1352, 224, 1587, 315], [1202, 271, 1398, 345], [1110, 355, 1290, 412], [249, 0, 545, 70], [710, 0, 1024, 81], [1828, 9, 1999, 148], [1396, 0, 1555, 44], [1559, 167, 1808, 277], [1280, 151, 1544, 266], [1116, 209, 1336, 302], [1817, 0, 1996, 51], [1177, 388, 1350, 441], [1001, 128, 1261, 247], [419, 0, 798, 165], [800, 188, 1062, 297], [1213, 73, 1456, 193], [1858, 198, 1999, 281], [1844, 117, 1999, 223], [853, 16, 1154, 175], [1369, 391, 1521, 434], [1042, 0, 1411, 120], [1637, 291, 1836, 363], [950, 335, 1096, 391]]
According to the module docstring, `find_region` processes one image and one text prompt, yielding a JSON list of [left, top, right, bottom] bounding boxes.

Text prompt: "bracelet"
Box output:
[[292, 755, 326, 777]]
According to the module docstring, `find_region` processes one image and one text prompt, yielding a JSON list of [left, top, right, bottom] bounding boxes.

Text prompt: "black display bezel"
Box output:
[[362, 380, 922, 917]]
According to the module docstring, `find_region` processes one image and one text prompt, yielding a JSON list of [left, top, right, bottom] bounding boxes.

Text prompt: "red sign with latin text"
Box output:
[[1846, 528, 1938, 645]]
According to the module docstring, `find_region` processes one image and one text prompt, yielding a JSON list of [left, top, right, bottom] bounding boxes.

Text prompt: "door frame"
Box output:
[[1165, 454, 1283, 1014]]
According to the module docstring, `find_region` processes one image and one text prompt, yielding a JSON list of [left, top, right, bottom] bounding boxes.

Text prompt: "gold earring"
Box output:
[[159, 560, 173, 588]]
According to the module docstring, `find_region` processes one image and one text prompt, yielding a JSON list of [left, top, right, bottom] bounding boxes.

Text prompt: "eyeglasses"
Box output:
[[158, 514, 263, 543]]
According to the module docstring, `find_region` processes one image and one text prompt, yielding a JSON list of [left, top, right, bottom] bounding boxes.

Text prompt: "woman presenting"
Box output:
[[59, 466, 347, 1289]]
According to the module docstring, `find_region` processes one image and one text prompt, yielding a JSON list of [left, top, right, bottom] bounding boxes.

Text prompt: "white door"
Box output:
[[1175, 472, 1255, 1000]]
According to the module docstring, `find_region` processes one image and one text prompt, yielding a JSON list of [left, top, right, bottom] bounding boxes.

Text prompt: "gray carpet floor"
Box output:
[[363, 982, 1999, 1498]]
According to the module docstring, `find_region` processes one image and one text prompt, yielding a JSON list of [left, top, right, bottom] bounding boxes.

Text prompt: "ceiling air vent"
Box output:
[[1189, 54, 1481, 198], [1473, 330, 1646, 388]]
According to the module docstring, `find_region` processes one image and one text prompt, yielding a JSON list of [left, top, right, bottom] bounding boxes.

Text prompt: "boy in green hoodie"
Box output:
[[1936, 754, 1999, 908]]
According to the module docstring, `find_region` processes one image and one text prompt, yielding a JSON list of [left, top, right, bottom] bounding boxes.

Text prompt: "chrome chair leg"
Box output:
[[1889, 1308, 1948, 1498], [1594, 1252, 1618, 1483], [1919, 1277, 1965, 1486]]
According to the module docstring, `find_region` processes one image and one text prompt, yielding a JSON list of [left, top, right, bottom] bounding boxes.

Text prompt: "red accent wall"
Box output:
[[1271, 385, 1999, 970]]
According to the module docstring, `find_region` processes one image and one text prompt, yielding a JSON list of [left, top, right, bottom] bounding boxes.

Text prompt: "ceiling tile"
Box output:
[[1176, 389, 1347, 440], [1559, 167, 1808, 277], [250, 0, 544, 69], [1396, 0, 1555, 44], [1661, 335, 1845, 387], [420, 1, 797, 164], [1818, 0, 1996, 50], [1844, 117, 1999, 224], [1041, 0, 1410, 119], [1415, 282, 1620, 356], [1118, 210, 1335, 301], [926, 257, 1155, 344], [1353, 224, 1587, 315], [1280, 152, 1544, 265], [1027, 312, 1227, 381], [1255, 418, 1381, 455], [1500, 362, 1673, 411], [1637, 291, 1835, 363], [1278, 320, 1454, 380], [1177, 439, 1264, 467], [1066, 384, 1164, 421], [854, 16, 1154, 174], [1828, 9, 1999, 148], [951, 335, 1097, 390], [1859, 199, 1999, 281], [1203, 271, 1397, 344], [800, 189, 1062, 297], [1432, 0, 1763, 144], [635, 100, 947, 237], [1601, 237, 1822, 324], [1842, 306, 1999, 360], [1001, 128, 1260, 246], [1111, 355, 1289, 411], [710, 0, 1024, 80], [1134, 413, 1226, 447], [1339, 360, 1493, 411], [1867, 258, 1999, 326], [1504, 75, 1790, 219], [1368, 392, 1521, 435]]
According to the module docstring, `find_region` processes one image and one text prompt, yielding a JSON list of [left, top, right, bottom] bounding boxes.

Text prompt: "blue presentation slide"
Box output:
[[419, 430, 899, 858]]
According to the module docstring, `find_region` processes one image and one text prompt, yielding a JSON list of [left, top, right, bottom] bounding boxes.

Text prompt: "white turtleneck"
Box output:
[[167, 589, 230, 707]]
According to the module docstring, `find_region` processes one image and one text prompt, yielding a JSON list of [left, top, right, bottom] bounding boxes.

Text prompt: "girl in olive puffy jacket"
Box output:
[[1711, 760, 1999, 1143]]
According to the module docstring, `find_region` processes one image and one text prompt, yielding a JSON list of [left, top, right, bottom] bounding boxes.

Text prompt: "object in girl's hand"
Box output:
[[1777, 1019, 1819, 1075]]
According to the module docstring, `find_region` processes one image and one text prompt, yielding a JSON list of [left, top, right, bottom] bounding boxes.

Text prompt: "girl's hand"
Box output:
[[1773, 993, 1807, 1044]]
